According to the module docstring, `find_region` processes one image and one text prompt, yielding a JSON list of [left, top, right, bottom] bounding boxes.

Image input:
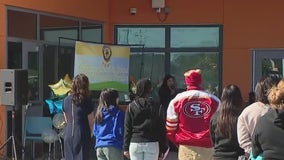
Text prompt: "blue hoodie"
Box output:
[[93, 105, 125, 150]]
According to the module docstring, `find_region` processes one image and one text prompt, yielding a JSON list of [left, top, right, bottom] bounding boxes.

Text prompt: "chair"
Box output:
[[23, 116, 56, 159]]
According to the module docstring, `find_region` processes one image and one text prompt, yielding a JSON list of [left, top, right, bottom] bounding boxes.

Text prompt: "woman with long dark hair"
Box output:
[[63, 73, 94, 160], [123, 78, 167, 160], [93, 88, 125, 160], [158, 74, 177, 114], [158, 75, 178, 152], [210, 84, 245, 160]]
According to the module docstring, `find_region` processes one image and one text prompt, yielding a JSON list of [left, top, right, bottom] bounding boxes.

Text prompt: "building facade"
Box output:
[[1, 0, 284, 156]]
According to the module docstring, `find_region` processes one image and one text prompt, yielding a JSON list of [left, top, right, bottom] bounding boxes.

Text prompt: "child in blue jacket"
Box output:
[[93, 88, 125, 160]]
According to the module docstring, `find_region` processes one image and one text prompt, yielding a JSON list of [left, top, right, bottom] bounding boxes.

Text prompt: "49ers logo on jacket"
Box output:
[[183, 101, 211, 118]]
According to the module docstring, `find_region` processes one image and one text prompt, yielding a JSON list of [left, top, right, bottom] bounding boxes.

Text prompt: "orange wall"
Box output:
[[0, 4, 6, 69], [223, 0, 284, 98], [0, 4, 7, 155], [109, 0, 223, 23], [1, 0, 109, 21]]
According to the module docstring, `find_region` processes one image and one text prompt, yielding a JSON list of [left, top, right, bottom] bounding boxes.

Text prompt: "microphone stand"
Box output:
[[0, 106, 18, 160]]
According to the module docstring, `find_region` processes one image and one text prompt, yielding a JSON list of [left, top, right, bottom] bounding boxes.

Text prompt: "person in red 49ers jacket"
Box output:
[[166, 69, 220, 160]]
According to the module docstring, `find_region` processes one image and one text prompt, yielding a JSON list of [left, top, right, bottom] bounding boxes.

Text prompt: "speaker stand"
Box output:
[[0, 108, 18, 160]]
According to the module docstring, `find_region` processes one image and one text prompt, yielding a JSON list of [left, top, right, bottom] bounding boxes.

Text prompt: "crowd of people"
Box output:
[[62, 69, 284, 160]]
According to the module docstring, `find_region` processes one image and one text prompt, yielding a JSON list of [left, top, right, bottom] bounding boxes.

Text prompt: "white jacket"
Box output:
[[237, 102, 270, 154]]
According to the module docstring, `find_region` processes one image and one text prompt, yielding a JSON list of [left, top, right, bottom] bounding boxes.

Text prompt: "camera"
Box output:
[[130, 8, 137, 15]]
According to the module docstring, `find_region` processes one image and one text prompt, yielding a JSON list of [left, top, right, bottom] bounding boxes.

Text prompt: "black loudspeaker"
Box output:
[[0, 69, 28, 108]]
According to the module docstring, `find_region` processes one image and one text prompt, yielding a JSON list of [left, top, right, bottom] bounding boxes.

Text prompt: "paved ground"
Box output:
[[4, 141, 179, 160]]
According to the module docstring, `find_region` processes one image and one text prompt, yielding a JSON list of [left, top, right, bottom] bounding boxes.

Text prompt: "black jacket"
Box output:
[[158, 86, 176, 114], [124, 97, 167, 154], [252, 108, 284, 160], [210, 112, 245, 160]]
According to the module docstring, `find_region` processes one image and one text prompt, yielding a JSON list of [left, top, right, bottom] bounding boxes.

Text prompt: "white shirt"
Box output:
[[237, 102, 270, 154]]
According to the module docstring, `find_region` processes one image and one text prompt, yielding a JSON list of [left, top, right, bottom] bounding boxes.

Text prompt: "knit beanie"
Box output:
[[184, 69, 202, 89]]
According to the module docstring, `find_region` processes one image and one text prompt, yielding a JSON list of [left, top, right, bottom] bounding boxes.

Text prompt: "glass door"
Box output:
[[21, 41, 44, 116], [22, 42, 40, 101], [252, 49, 284, 91]]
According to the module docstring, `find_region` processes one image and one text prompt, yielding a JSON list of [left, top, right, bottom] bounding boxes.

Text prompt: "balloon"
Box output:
[[52, 113, 66, 129], [63, 74, 72, 88], [45, 97, 64, 114], [48, 79, 71, 96], [41, 129, 58, 143], [48, 74, 72, 96], [45, 99, 56, 114]]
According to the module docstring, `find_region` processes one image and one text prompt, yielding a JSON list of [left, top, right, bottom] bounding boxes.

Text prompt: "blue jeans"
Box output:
[[129, 142, 159, 160], [96, 146, 124, 160]]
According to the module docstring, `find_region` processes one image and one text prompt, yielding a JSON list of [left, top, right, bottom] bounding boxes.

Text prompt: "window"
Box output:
[[28, 51, 40, 101], [171, 27, 220, 48], [130, 52, 165, 100], [116, 25, 222, 98], [170, 52, 219, 95], [117, 27, 165, 48], [81, 22, 102, 43], [40, 16, 103, 44]]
